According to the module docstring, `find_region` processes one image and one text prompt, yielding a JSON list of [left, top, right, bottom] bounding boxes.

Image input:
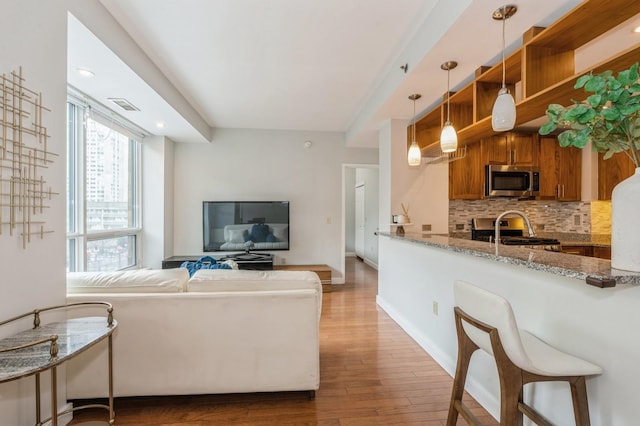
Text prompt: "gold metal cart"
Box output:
[[0, 302, 117, 425]]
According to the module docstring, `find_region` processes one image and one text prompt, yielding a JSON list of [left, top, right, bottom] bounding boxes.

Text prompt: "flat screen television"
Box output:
[[203, 201, 290, 252]]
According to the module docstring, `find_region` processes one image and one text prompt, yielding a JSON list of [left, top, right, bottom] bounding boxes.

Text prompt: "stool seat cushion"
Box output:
[[519, 330, 603, 377], [454, 280, 602, 377]]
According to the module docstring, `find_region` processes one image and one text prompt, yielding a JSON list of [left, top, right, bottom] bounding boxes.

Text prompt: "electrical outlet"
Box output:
[[574, 215, 581, 226], [432, 301, 439, 316], [281, 258, 286, 265], [455, 224, 464, 230], [326, 217, 332, 224]]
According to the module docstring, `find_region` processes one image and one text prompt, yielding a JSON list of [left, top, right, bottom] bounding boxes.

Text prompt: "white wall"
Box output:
[[344, 167, 356, 255], [379, 118, 449, 236], [0, 2, 68, 424], [142, 136, 176, 268], [391, 120, 449, 234], [172, 128, 378, 282]]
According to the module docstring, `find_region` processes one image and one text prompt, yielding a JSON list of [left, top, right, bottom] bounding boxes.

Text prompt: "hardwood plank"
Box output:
[[69, 258, 496, 425]]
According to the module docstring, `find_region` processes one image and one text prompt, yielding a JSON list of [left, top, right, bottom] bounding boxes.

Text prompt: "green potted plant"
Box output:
[[539, 62, 640, 166], [539, 62, 640, 272]]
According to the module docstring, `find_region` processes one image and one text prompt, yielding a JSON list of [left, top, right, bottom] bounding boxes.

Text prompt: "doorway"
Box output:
[[342, 164, 379, 279]]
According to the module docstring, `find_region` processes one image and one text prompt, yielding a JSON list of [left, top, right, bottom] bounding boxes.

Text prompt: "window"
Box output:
[[67, 96, 142, 272]]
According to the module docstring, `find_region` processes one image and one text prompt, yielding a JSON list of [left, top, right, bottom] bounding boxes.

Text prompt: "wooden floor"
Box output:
[[70, 258, 496, 425]]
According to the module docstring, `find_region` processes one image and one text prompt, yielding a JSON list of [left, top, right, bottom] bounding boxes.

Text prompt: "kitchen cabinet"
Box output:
[[538, 136, 581, 201], [559, 244, 611, 260], [481, 132, 537, 166], [598, 152, 635, 200], [593, 246, 611, 260], [449, 140, 483, 200], [560, 245, 592, 257]]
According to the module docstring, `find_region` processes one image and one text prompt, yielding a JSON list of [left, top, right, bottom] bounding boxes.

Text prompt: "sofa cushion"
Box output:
[[188, 269, 323, 318], [228, 228, 248, 243], [270, 224, 288, 242], [189, 269, 320, 290], [67, 268, 189, 293]]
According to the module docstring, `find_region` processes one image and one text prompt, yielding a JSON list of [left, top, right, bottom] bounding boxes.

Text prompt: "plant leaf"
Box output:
[[577, 108, 597, 124], [629, 63, 639, 81], [587, 94, 602, 107], [603, 149, 615, 160], [539, 121, 557, 135], [619, 104, 640, 115], [585, 76, 606, 92], [574, 128, 591, 148], [574, 74, 591, 89], [602, 107, 621, 121], [557, 131, 573, 147], [564, 104, 590, 121]]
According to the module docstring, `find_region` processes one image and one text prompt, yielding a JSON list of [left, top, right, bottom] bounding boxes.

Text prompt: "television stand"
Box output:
[[218, 252, 274, 270], [162, 254, 273, 271]]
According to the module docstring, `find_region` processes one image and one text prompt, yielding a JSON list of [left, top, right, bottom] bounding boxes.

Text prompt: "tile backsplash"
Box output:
[[449, 199, 596, 235], [590, 201, 611, 235]]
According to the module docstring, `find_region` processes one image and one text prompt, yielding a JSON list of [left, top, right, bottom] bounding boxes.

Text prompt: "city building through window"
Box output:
[[67, 94, 142, 272]]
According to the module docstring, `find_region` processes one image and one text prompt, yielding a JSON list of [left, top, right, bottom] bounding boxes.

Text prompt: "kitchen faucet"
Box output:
[[494, 210, 535, 244]]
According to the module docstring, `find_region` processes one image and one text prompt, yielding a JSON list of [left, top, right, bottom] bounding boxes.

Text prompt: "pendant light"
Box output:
[[407, 94, 422, 166], [440, 61, 458, 153], [491, 5, 518, 132]]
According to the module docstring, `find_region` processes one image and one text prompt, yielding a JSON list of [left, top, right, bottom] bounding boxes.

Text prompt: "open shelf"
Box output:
[[408, 0, 640, 153], [525, 0, 640, 50]]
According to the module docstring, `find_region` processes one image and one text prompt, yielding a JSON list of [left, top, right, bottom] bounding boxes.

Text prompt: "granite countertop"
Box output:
[[377, 232, 640, 287]]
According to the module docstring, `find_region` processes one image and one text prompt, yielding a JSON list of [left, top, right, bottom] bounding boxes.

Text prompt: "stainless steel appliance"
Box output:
[[471, 217, 560, 246], [484, 165, 540, 197]]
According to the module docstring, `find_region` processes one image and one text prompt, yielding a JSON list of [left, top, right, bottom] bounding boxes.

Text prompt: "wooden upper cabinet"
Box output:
[[481, 132, 537, 166], [538, 136, 581, 201], [598, 152, 635, 200], [449, 140, 483, 200]]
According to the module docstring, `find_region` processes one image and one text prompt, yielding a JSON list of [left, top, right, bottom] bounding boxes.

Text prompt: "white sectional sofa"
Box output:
[[65, 268, 322, 399]]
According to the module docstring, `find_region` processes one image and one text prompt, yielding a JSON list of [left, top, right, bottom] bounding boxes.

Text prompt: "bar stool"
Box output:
[[447, 280, 602, 426]]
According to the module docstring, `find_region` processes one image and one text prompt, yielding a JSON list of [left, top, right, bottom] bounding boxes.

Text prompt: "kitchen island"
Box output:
[[377, 232, 640, 425]]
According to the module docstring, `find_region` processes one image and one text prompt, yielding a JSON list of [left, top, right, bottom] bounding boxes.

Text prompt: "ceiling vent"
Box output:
[[108, 97, 140, 112]]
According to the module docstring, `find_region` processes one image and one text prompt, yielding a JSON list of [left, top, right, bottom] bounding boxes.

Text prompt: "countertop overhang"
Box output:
[[377, 232, 640, 287]]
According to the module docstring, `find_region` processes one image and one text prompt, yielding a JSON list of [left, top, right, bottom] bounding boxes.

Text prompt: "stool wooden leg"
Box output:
[[497, 369, 524, 426], [447, 311, 480, 426], [570, 376, 591, 426], [490, 330, 524, 426]]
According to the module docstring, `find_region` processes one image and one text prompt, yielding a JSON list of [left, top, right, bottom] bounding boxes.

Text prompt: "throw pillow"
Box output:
[[250, 223, 270, 243]]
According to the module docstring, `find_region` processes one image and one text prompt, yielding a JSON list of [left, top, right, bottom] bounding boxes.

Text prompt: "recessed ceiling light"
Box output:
[[156, 121, 165, 129], [76, 68, 95, 78], [634, 25, 640, 34]]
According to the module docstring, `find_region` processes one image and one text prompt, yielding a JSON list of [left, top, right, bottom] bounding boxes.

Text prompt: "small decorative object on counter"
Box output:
[[400, 203, 411, 224]]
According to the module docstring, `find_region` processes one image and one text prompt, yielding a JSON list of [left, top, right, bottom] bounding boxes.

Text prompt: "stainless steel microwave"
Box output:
[[484, 165, 539, 197]]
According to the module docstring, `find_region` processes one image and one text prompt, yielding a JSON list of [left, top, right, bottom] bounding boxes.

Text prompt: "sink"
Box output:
[[500, 236, 561, 246]]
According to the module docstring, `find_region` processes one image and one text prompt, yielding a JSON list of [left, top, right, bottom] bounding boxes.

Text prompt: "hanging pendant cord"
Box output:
[[413, 99, 416, 141], [501, 6, 507, 89], [447, 68, 451, 122]]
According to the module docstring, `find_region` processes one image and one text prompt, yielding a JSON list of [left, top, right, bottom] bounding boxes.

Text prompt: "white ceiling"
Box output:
[[67, 0, 640, 147]]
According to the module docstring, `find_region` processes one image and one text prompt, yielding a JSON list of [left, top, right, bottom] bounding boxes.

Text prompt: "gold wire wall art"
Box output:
[[0, 67, 58, 249]]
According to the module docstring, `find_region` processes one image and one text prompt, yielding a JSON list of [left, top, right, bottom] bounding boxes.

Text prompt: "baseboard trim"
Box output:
[[363, 258, 378, 270]]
